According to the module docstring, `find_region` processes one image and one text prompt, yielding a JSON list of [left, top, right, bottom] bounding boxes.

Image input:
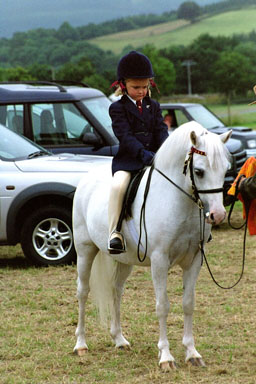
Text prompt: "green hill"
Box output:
[[88, 6, 256, 54]]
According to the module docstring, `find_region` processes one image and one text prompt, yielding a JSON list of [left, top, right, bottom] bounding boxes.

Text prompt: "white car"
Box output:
[[0, 123, 111, 266]]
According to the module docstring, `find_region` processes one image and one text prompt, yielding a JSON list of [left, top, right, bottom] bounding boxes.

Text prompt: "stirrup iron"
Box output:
[[108, 230, 126, 254]]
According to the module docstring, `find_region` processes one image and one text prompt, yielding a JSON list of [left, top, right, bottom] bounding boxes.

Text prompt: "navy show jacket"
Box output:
[[109, 95, 168, 174]]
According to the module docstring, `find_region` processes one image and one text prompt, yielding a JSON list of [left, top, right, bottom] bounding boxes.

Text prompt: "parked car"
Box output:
[[0, 81, 118, 157], [0, 122, 111, 266], [160, 102, 256, 158], [0, 81, 247, 205]]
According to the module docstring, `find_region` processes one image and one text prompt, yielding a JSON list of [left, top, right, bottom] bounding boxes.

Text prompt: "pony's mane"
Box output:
[[154, 121, 231, 170]]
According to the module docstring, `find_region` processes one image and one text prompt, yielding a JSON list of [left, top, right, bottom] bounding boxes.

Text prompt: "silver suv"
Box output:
[[0, 122, 110, 266], [0, 81, 118, 157]]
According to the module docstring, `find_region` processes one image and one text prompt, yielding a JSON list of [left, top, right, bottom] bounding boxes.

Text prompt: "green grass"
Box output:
[[88, 7, 256, 54], [209, 103, 256, 129], [1, 206, 256, 383]]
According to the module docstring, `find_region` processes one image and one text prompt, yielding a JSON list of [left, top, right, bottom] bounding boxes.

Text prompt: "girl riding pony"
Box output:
[[108, 51, 169, 253]]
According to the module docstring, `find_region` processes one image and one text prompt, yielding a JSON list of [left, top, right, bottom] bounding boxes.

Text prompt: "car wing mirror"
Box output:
[[82, 132, 103, 146]]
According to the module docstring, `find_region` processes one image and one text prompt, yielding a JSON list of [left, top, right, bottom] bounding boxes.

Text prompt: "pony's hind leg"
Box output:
[[110, 262, 133, 348], [73, 244, 98, 356], [182, 253, 206, 367]]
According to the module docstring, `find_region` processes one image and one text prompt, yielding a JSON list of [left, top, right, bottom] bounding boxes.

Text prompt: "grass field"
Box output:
[[1, 205, 256, 383], [210, 104, 256, 128], [88, 6, 256, 54]]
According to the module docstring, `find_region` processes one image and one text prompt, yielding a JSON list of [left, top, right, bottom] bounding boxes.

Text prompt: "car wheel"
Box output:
[[20, 205, 76, 266]]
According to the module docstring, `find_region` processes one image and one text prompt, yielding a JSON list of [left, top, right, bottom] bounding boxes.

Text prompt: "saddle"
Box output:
[[116, 168, 146, 232]]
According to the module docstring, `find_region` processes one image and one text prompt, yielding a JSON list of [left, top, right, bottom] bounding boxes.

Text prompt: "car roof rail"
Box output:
[[53, 80, 89, 88], [0, 81, 67, 93]]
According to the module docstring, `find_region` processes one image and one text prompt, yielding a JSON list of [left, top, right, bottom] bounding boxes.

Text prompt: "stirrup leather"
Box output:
[[108, 230, 126, 254]]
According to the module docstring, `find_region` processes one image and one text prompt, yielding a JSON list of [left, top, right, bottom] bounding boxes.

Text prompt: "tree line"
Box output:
[[0, 0, 256, 101], [1, 30, 256, 101]]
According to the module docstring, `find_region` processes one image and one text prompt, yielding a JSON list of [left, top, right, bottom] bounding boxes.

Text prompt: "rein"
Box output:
[[137, 146, 246, 290]]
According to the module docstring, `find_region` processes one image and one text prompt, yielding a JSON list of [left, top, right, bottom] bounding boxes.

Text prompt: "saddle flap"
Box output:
[[116, 168, 146, 232]]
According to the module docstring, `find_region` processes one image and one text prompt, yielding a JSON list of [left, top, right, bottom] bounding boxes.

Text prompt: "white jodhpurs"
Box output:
[[108, 171, 131, 239]]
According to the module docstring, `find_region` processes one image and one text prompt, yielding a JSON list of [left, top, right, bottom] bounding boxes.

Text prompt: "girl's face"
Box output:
[[125, 78, 150, 101]]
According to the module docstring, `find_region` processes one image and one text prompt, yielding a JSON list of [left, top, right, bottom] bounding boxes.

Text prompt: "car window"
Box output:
[[161, 109, 177, 132], [31, 102, 95, 146], [186, 105, 224, 129], [161, 108, 189, 129], [82, 96, 113, 135], [175, 110, 189, 126], [0, 104, 24, 135], [0, 123, 46, 160]]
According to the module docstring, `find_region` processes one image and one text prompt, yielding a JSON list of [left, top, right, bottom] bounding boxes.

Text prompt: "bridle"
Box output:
[[138, 146, 245, 290], [157, 146, 224, 210], [183, 146, 224, 207]]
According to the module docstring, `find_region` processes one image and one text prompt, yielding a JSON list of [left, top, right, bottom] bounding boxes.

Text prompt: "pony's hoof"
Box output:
[[74, 348, 88, 356], [117, 344, 131, 350], [187, 357, 206, 367], [160, 361, 177, 371]]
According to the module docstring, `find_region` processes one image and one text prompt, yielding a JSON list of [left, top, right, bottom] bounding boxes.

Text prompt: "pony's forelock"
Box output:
[[203, 130, 231, 169]]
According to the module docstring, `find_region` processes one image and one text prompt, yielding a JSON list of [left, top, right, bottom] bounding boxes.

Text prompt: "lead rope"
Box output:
[[200, 176, 249, 289], [200, 215, 247, 290]]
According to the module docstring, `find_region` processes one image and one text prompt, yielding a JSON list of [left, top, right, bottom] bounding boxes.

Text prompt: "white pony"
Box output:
[[73, 121, 232, 370]]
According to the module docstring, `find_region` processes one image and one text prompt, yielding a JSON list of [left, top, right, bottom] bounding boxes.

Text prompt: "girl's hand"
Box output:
[[140, 149, 155, 165]]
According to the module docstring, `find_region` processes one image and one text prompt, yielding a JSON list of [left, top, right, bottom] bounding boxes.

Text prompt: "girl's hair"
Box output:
[[114, 84, 125, 97]]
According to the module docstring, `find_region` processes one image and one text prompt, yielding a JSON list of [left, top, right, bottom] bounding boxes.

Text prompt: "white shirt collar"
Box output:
[[127, 94, 137, 105]]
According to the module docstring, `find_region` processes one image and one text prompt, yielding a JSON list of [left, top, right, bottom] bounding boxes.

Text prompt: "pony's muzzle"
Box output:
[[205, 210, 226, 225]]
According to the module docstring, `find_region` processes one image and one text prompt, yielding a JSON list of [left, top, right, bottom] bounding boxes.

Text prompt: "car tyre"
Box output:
[[20, 205, 76, 266]]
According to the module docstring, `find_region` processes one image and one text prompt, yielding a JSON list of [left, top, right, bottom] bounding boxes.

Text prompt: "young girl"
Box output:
[[108, 50, 169, 254]]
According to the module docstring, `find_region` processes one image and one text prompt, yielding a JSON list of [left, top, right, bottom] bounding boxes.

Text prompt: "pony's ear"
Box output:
[[220, 130, 232, 143], [190, 130, 198, 146]]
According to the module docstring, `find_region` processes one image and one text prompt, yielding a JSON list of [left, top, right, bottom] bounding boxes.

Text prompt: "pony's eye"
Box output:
[[194, 168, 204, 178]]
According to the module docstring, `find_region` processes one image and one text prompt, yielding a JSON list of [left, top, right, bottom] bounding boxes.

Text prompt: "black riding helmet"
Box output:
[[117, 51, 155, 81]]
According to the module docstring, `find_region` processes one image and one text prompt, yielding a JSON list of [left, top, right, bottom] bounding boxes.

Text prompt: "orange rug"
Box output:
[[228, 157, 256, 235]]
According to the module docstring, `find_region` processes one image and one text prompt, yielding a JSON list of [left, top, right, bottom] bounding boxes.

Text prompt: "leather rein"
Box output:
[[138, 146, 246, 290]]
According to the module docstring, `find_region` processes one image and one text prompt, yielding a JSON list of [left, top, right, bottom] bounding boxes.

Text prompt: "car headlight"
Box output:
[[247, 139, 256, 148]]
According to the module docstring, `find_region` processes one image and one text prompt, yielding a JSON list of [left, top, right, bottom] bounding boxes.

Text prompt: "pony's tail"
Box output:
[[89, 251, 118, 326]]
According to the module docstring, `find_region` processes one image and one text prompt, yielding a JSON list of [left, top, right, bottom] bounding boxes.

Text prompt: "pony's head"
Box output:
[[155, 121, 232, 225], [155, 121, 231, 170]]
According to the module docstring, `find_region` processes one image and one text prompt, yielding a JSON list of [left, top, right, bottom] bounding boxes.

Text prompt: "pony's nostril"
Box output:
[[210, 213, 214, 221]]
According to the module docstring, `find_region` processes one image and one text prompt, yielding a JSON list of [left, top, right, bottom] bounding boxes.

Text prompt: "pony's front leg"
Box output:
[[182, 253, 205, 367], [151, 259, 176, 370], [74, 246, 97, 356], [110, 262, 133, 348]]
